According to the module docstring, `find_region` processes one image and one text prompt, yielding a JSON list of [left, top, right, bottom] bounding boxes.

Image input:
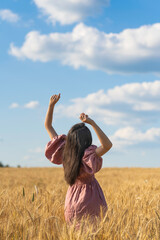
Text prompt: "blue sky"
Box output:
[[0, 0, 160, 167]]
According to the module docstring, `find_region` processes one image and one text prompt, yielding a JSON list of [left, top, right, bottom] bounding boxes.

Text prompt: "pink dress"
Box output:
[[45, 134, 108, 225]]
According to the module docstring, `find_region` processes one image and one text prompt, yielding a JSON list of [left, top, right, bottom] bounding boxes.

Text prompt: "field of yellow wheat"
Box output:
[[0, 167, 160, 240]]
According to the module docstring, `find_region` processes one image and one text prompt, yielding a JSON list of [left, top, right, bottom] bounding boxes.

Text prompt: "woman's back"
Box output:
[[45, 134, 108, 226], [44, 94, 112, 227]]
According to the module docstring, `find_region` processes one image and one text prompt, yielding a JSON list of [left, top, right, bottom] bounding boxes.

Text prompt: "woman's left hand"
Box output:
[[49, 93, 61, 106]]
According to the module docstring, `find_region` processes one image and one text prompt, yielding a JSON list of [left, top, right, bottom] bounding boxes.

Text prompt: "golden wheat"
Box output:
[[0, 167, 160, 240]]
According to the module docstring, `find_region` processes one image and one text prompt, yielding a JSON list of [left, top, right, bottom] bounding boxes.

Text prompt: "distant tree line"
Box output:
[[0, 161, 10, 167], [0, 162, 21, 168]]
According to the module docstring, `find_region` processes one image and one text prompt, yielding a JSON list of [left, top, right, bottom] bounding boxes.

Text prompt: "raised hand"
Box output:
[[79, 113, 93, 125], [49, 93, 61, 106]]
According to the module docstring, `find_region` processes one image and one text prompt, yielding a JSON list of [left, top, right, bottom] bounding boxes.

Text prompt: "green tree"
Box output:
[[0, 162, 4, 167]]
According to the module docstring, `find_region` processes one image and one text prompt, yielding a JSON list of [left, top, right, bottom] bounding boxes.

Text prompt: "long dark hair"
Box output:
[[62, 123, 92, 186]]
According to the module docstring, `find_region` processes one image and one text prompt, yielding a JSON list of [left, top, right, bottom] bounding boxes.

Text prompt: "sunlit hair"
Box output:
[[62, 123, 92, 186]]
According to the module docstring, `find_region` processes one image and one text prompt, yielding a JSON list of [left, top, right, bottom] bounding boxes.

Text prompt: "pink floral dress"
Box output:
[[45, 134, 108, 225]]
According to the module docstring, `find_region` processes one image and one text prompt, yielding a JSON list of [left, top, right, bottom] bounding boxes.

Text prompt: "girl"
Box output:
[[44, 93, 112, 227]]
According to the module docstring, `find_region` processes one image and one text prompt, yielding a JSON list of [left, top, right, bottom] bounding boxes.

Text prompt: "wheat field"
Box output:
[[0, 167, 160, 240]]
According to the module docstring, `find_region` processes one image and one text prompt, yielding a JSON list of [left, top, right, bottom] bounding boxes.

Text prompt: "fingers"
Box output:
[[80, 113, 85, 119], [52, 93, 60, 99], [80, 113, 85, 117], [79, 113, 88, 122], [57, 93, 61, 100], [50, 93, 61, 104]]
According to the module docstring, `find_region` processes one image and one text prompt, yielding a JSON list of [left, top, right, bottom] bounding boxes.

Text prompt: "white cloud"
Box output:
[[23, 155, 30, 160], [9, 22, 160, 75], [0, 9, 20, 23], [99, 80, 160, 111], [33, 0, 109, 25], [55, 80, 160, 126], [9, 102, 19, 109], [56, 103, 127, 125], [9, 101, 39, 109], [24, 101, 39, 109], [110, 127, 160, 150], [29, 147, 43, 153]]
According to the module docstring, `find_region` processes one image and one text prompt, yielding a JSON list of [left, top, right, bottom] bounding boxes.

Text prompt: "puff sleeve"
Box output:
[[81, 145, 103, 175], [45, 134, 66, 165]]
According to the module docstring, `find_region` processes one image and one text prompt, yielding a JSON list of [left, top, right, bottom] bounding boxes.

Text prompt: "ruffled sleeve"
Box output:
[[45, 134, 66, 165], [81, 145, 103, 175]]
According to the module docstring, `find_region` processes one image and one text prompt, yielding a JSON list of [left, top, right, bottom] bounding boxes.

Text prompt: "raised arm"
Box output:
[[44, 94, 60, 140], [80, 113, 112, 157]]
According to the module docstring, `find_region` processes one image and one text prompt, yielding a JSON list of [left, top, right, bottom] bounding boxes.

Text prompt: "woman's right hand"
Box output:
[[79, 113, 93, 125], [49, 93, 61, 106]]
